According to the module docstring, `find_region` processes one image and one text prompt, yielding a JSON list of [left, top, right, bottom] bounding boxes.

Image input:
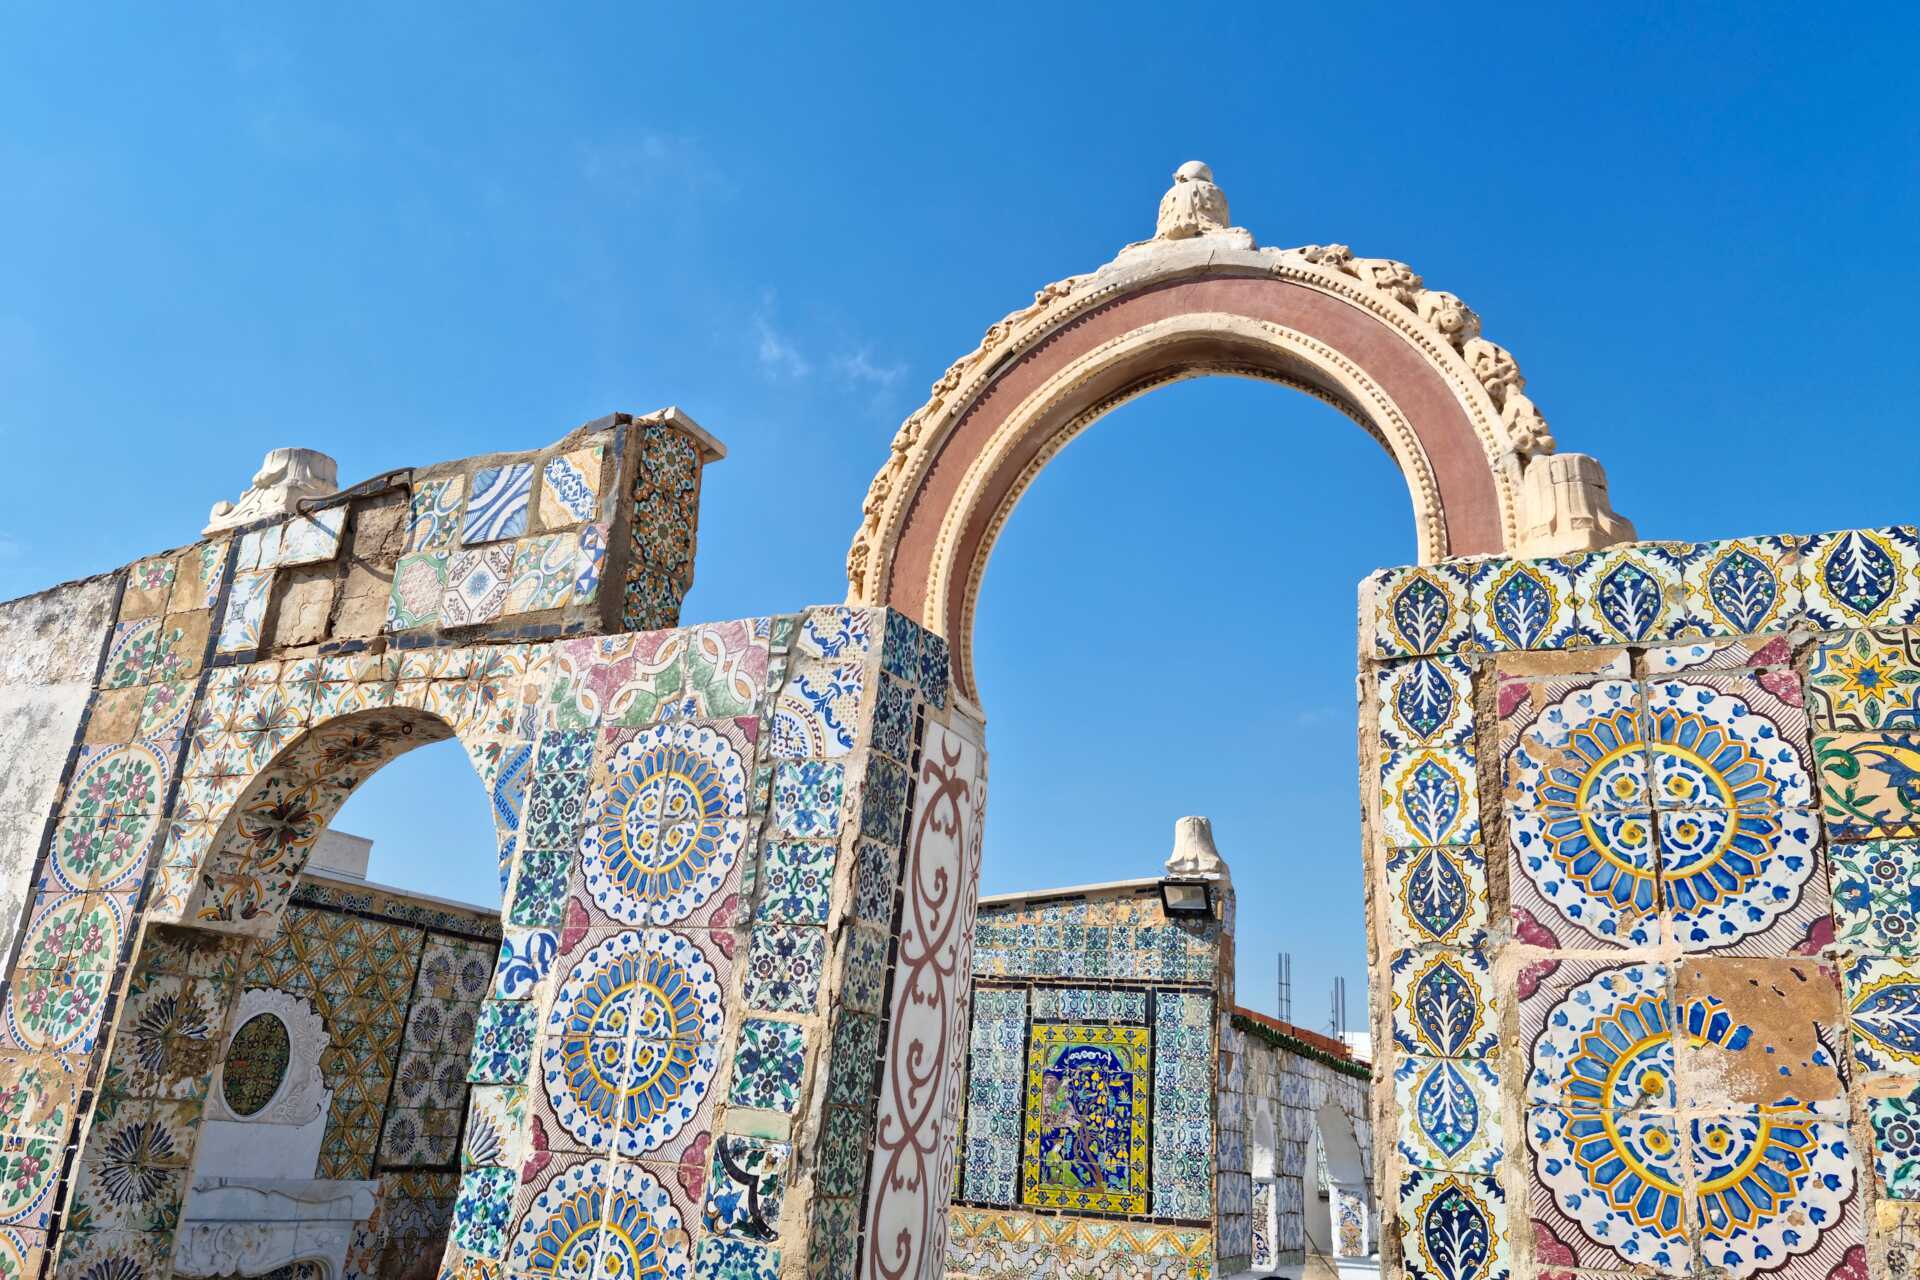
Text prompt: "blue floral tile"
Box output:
[[772, 762, 843, 838], [491, 928, 559, 1000], [1846, 953, 1920, 1073], [881, 610, 920, 683], [1378, 656, 1475, 753], [538, 446, 602, 528], [1467, 557, 1579, 652], [727, 1018, 806, 1113], [1390, 944, 1498, 1059], [1802, 527, 1920, 630], [825, 1011, 880, 1108], [1680, 536, 1803, 637], [506, 848, 569, 927], [754, 840, 835, 925], [1380, 747, 1480, 847], [694, 1237, 781, 1280], [523, 771, 587, 850], [872, 675, 915, 763], [216, 569, 273, 654], [463, 463, 534, 544], [1871, 1084, 1920, 1197], [468, 1000, 536, 1084], [449, 1166, 516, 1259], [1573, 545, 1683, 645], [743, 925, 826, 1014], [851, 839, 897, 925], [838, 925, 889, 1016], [1394, 1056, 1502, 1174], [1385, 845, 1487, 947], [1371, 564, 1473, 658], [536, 729, 594, 773], [919, 632, 949, 710], [703, 1134, 789, 1241], [1830, 839, 1920, 956], [860, 757, 911, 845], [1397, 1171, 1508, 1280], [815, 1106, 872, 1198], [798, 608, 872, 661]]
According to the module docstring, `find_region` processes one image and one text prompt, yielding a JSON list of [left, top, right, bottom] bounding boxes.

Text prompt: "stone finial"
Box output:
[[205, 448, 340, 534], [1165, 815, 1229, 879], [1155, 161, 1231, 240], [1512, 452, 1637, 556]]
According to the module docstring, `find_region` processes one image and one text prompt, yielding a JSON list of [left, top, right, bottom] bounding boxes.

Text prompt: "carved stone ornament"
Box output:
[[1165, 814, 1230, 881], [206, 988, 331, 1127], [1155, 160, 1232, 239], [1513, 451, 1637, 556], [172, 1177, 380, 1279], [205, 448, 340, 534]]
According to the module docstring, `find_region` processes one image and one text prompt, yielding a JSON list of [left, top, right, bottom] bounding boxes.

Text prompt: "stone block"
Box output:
[[269, 567, 340, 650]]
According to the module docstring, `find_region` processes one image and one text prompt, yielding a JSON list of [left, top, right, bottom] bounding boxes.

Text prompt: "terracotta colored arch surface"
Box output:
[[883, 273, 1501, 630]]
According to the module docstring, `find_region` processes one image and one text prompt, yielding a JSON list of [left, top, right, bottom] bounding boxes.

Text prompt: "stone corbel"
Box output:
[[1512, 451, 1637, 556]]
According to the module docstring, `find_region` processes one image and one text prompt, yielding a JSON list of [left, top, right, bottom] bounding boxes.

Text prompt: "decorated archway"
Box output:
[[846, 162, 1635, 702]]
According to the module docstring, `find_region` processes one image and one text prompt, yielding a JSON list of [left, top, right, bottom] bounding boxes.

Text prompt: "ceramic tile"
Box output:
[[1387, 845, 1488, 947], [538, 446, 603, 528], [1397, 1171, 1508, 1280], [880, 610, 920, 683], [850, 838, 898, 925], [277, 508, 345, 566], [769, 658, 865, 759], [1467, 557, 1579, 652], [491, 928, 560, 1001], [1830, 838, 1920, 955], [1524, 1104, 1688, 1275], [681, 619, 769, 718], [507, 848, 569, 928], [1573, 544, 1684, 645], [859, 756, 911, 845], [871, 673, 915, 763], [1520, 960, 1671, 1108], [468, 1000, 536, 1084], [695, 1237, 781, 1280], [1371, 563, 1473, 658], [1807, 627, 1920, 733], [1802, 527, 1920, 629], [1391, 944, 1500, 1062], [1870, 1082, 1920, 1198], [702, 1134, 788, 1241], [1673, 957, 1845, 1110], [919, 631, 949, 711], [742, 925, 825, 1014], [771, 761, 843, 838], [1151, 991, 1213, 1220], [836, 924, 889, 1015], [578, 721, 749, 927], [1816, 729, 1920, 839], [1679, 535, 1804, 637], [216, 568, 273, 653], [1689, 1107, 1861, 1280], [1661, 807, 1826, 955], [449, 1166, 517, 1258], [796, 608, 872, 661], [1378, 656, 1475, 753], [1642, 674, 1811, 811], [1394, 1055, 1501, 1173], [389, 551, 449, 630], [814, 1104, 872, 1200], [443, 545, 515, 627], [464, 463, 534, 544], [408, 476, 466, 550], [1500, 674, 1647, 811], [727, 1018, 806, 1114], [753, 840, 834, 925], [1380, 747, 1480, 847]]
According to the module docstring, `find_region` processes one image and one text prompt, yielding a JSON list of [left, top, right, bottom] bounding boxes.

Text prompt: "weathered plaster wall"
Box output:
[[0, 575, 118, 973]]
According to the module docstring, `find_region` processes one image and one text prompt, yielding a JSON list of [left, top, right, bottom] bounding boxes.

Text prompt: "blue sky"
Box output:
[[4, 4, 1917, 1031]]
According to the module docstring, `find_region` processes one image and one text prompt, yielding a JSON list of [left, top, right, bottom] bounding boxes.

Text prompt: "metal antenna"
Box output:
[[1277, 952, 1293, 1023], [1330, 976, 1346, 1039]]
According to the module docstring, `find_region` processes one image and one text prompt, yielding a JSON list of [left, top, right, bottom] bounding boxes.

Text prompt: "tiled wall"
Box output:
[[944, 885, 1231, 1279], [1366, 529, 1920, 1280], [0, 419, 968, 1280]]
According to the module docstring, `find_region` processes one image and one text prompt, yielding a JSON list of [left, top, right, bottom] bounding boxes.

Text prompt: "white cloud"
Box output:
[[577, 133, 731, 196], [833, 348, 905, 390], [753, 301, 811, 379]]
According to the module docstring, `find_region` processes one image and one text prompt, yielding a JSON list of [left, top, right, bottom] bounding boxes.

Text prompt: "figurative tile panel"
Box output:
[[1020, 1024, 1150, 1215]]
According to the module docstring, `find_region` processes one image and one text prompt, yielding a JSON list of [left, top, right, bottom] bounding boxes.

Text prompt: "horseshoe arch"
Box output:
[[845, 162, 1636, 704]]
